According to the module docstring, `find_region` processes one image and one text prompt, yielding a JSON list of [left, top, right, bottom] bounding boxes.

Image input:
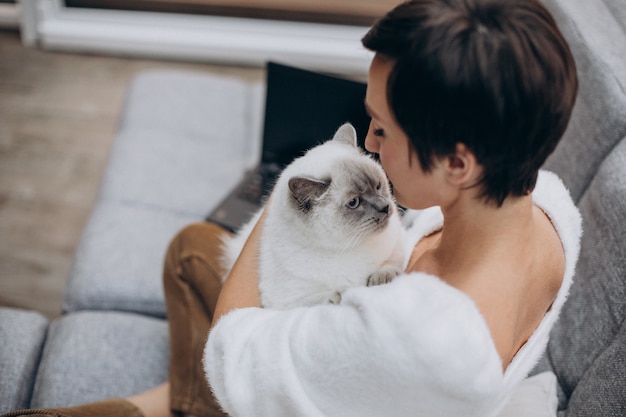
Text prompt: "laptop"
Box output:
[[206, 62, 371, 233]]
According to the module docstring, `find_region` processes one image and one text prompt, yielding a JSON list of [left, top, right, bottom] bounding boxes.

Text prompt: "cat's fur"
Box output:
[[220, 124, 409, 309]]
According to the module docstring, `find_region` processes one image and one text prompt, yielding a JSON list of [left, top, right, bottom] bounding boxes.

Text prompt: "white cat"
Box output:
[[220, 124, 409, 309]]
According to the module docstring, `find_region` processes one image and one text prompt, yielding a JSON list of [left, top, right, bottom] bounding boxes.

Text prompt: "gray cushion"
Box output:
[[535, 138, 626, 412], [62, 202, 197, 317], [602, 0, 626, 33], [566, 320, 626, 417], [63, 71, 264, 317], [99, 71, 264, 215], [0, 308, 48, 412], [541, 0, 626, 203], [30, 311, 168, 408]]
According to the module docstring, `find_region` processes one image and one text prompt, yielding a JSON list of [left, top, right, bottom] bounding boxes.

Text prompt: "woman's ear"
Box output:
[[443, 143, 479, 186]]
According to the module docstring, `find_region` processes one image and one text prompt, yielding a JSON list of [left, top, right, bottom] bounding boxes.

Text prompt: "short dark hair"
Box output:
[[362, 0, 578, 205]]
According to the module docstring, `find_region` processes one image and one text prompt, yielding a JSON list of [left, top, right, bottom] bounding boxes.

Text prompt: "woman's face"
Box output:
[[364, 55, 446, 209]]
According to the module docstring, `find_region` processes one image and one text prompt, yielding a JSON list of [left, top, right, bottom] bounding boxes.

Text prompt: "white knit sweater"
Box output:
[[204, 170, 582, 417]]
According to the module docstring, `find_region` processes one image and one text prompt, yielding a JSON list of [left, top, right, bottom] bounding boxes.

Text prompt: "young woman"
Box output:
[[6, 0, 580, 416]]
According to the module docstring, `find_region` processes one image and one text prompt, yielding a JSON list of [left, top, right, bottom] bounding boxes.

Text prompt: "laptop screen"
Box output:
[[261, 62, 371, 167]]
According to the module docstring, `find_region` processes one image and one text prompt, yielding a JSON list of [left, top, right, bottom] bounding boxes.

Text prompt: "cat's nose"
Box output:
[[378, 204, 389, 214]]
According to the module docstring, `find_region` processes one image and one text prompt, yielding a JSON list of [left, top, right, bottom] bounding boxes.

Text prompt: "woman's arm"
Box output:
[[211, 210, 266, 328], [204, 273, 503, 417]]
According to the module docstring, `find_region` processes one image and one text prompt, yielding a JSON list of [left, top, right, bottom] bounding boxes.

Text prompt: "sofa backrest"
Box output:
[[553, 137, 626, 415], [542, 0, 626, 202], [536, 0, 626, 415]]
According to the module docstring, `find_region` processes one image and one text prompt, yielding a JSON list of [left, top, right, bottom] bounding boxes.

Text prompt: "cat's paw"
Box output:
[[367, 265, 402, 287], [328, 291, 343, 304]]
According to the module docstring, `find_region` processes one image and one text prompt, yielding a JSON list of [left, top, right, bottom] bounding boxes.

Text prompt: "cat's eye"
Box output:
[[376, 182, 382, 190], [346, 197, 360, 209]]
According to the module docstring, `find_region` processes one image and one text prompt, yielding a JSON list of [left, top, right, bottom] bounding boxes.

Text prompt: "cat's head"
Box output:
[[286, 124, 396, 248]]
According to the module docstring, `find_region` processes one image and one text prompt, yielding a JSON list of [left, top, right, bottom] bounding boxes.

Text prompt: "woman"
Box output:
[[6, 0, 580, 416]]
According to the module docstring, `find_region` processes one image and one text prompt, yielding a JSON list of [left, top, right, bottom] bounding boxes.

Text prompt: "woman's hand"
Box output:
[[211, 209, 266, 328]]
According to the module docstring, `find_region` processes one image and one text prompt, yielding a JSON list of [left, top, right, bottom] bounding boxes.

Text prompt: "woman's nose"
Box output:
[[364, 121, 380, 154]]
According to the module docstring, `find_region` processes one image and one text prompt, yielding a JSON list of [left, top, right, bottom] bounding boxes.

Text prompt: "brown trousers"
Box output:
[[164, 222, 231, 417]]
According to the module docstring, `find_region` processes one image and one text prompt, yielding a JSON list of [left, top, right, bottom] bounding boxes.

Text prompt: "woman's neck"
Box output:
[[414, 193, 536, 279]]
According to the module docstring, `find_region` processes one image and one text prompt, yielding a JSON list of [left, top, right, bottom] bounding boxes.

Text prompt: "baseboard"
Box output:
[[31, 0, 373, 75]]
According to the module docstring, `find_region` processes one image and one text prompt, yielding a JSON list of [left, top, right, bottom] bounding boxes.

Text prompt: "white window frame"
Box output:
[[20, 0, 373, 75]]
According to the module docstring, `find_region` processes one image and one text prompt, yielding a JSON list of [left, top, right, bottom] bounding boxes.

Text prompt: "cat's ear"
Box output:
[[288, 177, 331, 212], [332, 123, 358, 147]]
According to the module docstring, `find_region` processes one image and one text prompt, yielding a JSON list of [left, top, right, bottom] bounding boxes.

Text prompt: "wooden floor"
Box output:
[[0, 29, 263, 320]]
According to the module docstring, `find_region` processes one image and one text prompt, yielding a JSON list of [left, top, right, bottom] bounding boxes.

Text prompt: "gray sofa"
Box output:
[[1, 0, 624, 415]]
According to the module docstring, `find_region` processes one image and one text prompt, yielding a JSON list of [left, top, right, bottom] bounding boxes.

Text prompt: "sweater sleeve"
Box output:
[[204, 273, 505, 417]]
